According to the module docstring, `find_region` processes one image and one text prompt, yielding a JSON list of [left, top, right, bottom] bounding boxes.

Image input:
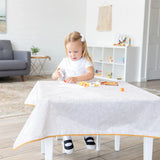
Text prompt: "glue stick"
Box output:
[[57, 68, 64, 81]]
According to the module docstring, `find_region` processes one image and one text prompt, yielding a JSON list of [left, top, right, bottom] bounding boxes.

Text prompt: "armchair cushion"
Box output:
[[0, 60, 27, 71], [13, 50, 30, 62], [0, 40, 13, 60]]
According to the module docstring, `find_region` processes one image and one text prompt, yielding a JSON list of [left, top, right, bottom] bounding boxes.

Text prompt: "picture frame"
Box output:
[[0, 0, 6, 33]]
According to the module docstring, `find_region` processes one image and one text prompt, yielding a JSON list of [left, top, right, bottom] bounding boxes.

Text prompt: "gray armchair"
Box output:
[[0, 40, 31, 81]]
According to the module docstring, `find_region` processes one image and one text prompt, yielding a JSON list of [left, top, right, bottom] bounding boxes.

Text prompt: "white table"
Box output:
[[13, 81, 160, 160]]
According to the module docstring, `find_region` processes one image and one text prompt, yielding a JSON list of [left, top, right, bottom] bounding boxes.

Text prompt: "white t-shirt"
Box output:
[[58, 57, 93, 79]]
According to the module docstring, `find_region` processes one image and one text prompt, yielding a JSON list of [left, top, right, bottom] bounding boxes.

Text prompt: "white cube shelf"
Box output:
[[88, 45, 140, 82]]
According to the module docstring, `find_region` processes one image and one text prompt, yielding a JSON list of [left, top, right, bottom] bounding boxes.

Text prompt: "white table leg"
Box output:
[[45, 137, 53, 160], [115, 135, 120, 151], [143, 137, 153, 160], [41, 139, 45, 154], [96, 135, 101, 151]]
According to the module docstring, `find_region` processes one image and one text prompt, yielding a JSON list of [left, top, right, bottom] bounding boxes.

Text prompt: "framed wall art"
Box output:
[[0, 0, 6, 33]]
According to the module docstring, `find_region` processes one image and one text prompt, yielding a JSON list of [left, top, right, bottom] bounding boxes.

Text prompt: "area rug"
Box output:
[[0, 77, 160, 119], [0, 75, 52, 119]]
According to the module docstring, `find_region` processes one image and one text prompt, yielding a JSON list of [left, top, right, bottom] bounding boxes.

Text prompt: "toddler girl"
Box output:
[[52, 31, 96, 154]]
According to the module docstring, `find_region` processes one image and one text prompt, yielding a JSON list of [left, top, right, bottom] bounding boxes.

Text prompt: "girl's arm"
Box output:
[[65, 66, 94, 83]]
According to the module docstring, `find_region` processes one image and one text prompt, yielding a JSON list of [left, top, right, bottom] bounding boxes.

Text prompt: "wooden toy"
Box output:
[[100, 81, 118, 86], [95, 72, 102, 76], [114, 34, 130, 47], [109, 56, 113, 63], [113, 43, 125, 46], [117, 77, 122, 80]]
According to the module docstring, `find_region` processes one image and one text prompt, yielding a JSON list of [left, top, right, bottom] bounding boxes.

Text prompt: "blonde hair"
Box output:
[[65, 31, 93, 64]]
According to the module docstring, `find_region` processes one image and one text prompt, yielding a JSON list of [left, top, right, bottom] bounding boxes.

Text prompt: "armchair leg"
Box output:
[[21, 75, 24, 81]]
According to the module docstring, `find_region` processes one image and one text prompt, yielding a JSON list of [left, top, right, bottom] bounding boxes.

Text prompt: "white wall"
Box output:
[[86, 0, 146, 81], [0, 0, 86, 74], [0, 0, 147, 81], [86, 0, 145, 46]]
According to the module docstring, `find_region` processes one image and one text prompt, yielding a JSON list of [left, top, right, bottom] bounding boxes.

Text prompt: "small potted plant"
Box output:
[[31, 46, 40, 55]]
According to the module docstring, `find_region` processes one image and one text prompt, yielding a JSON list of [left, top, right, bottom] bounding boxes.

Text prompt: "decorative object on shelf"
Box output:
[[117, 77, 122, 80], [109, 56, 113, 63], [129, 38, 131, 47], [107, 72, 112, 78], [95, 72, 102, 76], [114, 33, 132, 47], [31, 46, 40, 55], [120, 57, 125, 64], [95, 69, 102, 73]]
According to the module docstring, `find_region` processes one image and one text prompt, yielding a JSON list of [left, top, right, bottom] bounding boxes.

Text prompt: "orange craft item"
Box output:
[[121, 88, 124, 92]]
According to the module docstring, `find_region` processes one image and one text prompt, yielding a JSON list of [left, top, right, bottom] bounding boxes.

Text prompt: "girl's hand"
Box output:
[[56, 70, 62, 78], [52, 68, 64, 80], [65, 77, 77, 83]]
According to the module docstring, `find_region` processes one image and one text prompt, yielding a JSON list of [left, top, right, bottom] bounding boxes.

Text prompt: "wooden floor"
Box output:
[[1, 80, 160, 160]]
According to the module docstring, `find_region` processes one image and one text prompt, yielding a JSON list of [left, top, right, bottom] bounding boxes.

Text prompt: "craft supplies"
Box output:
[[78, 81, 99, 87], [121, 88, 124, 92], [100, 81, 118, 86]]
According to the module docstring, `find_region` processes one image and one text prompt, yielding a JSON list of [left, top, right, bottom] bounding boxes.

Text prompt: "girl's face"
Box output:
[[66, 40, 83, 61]]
